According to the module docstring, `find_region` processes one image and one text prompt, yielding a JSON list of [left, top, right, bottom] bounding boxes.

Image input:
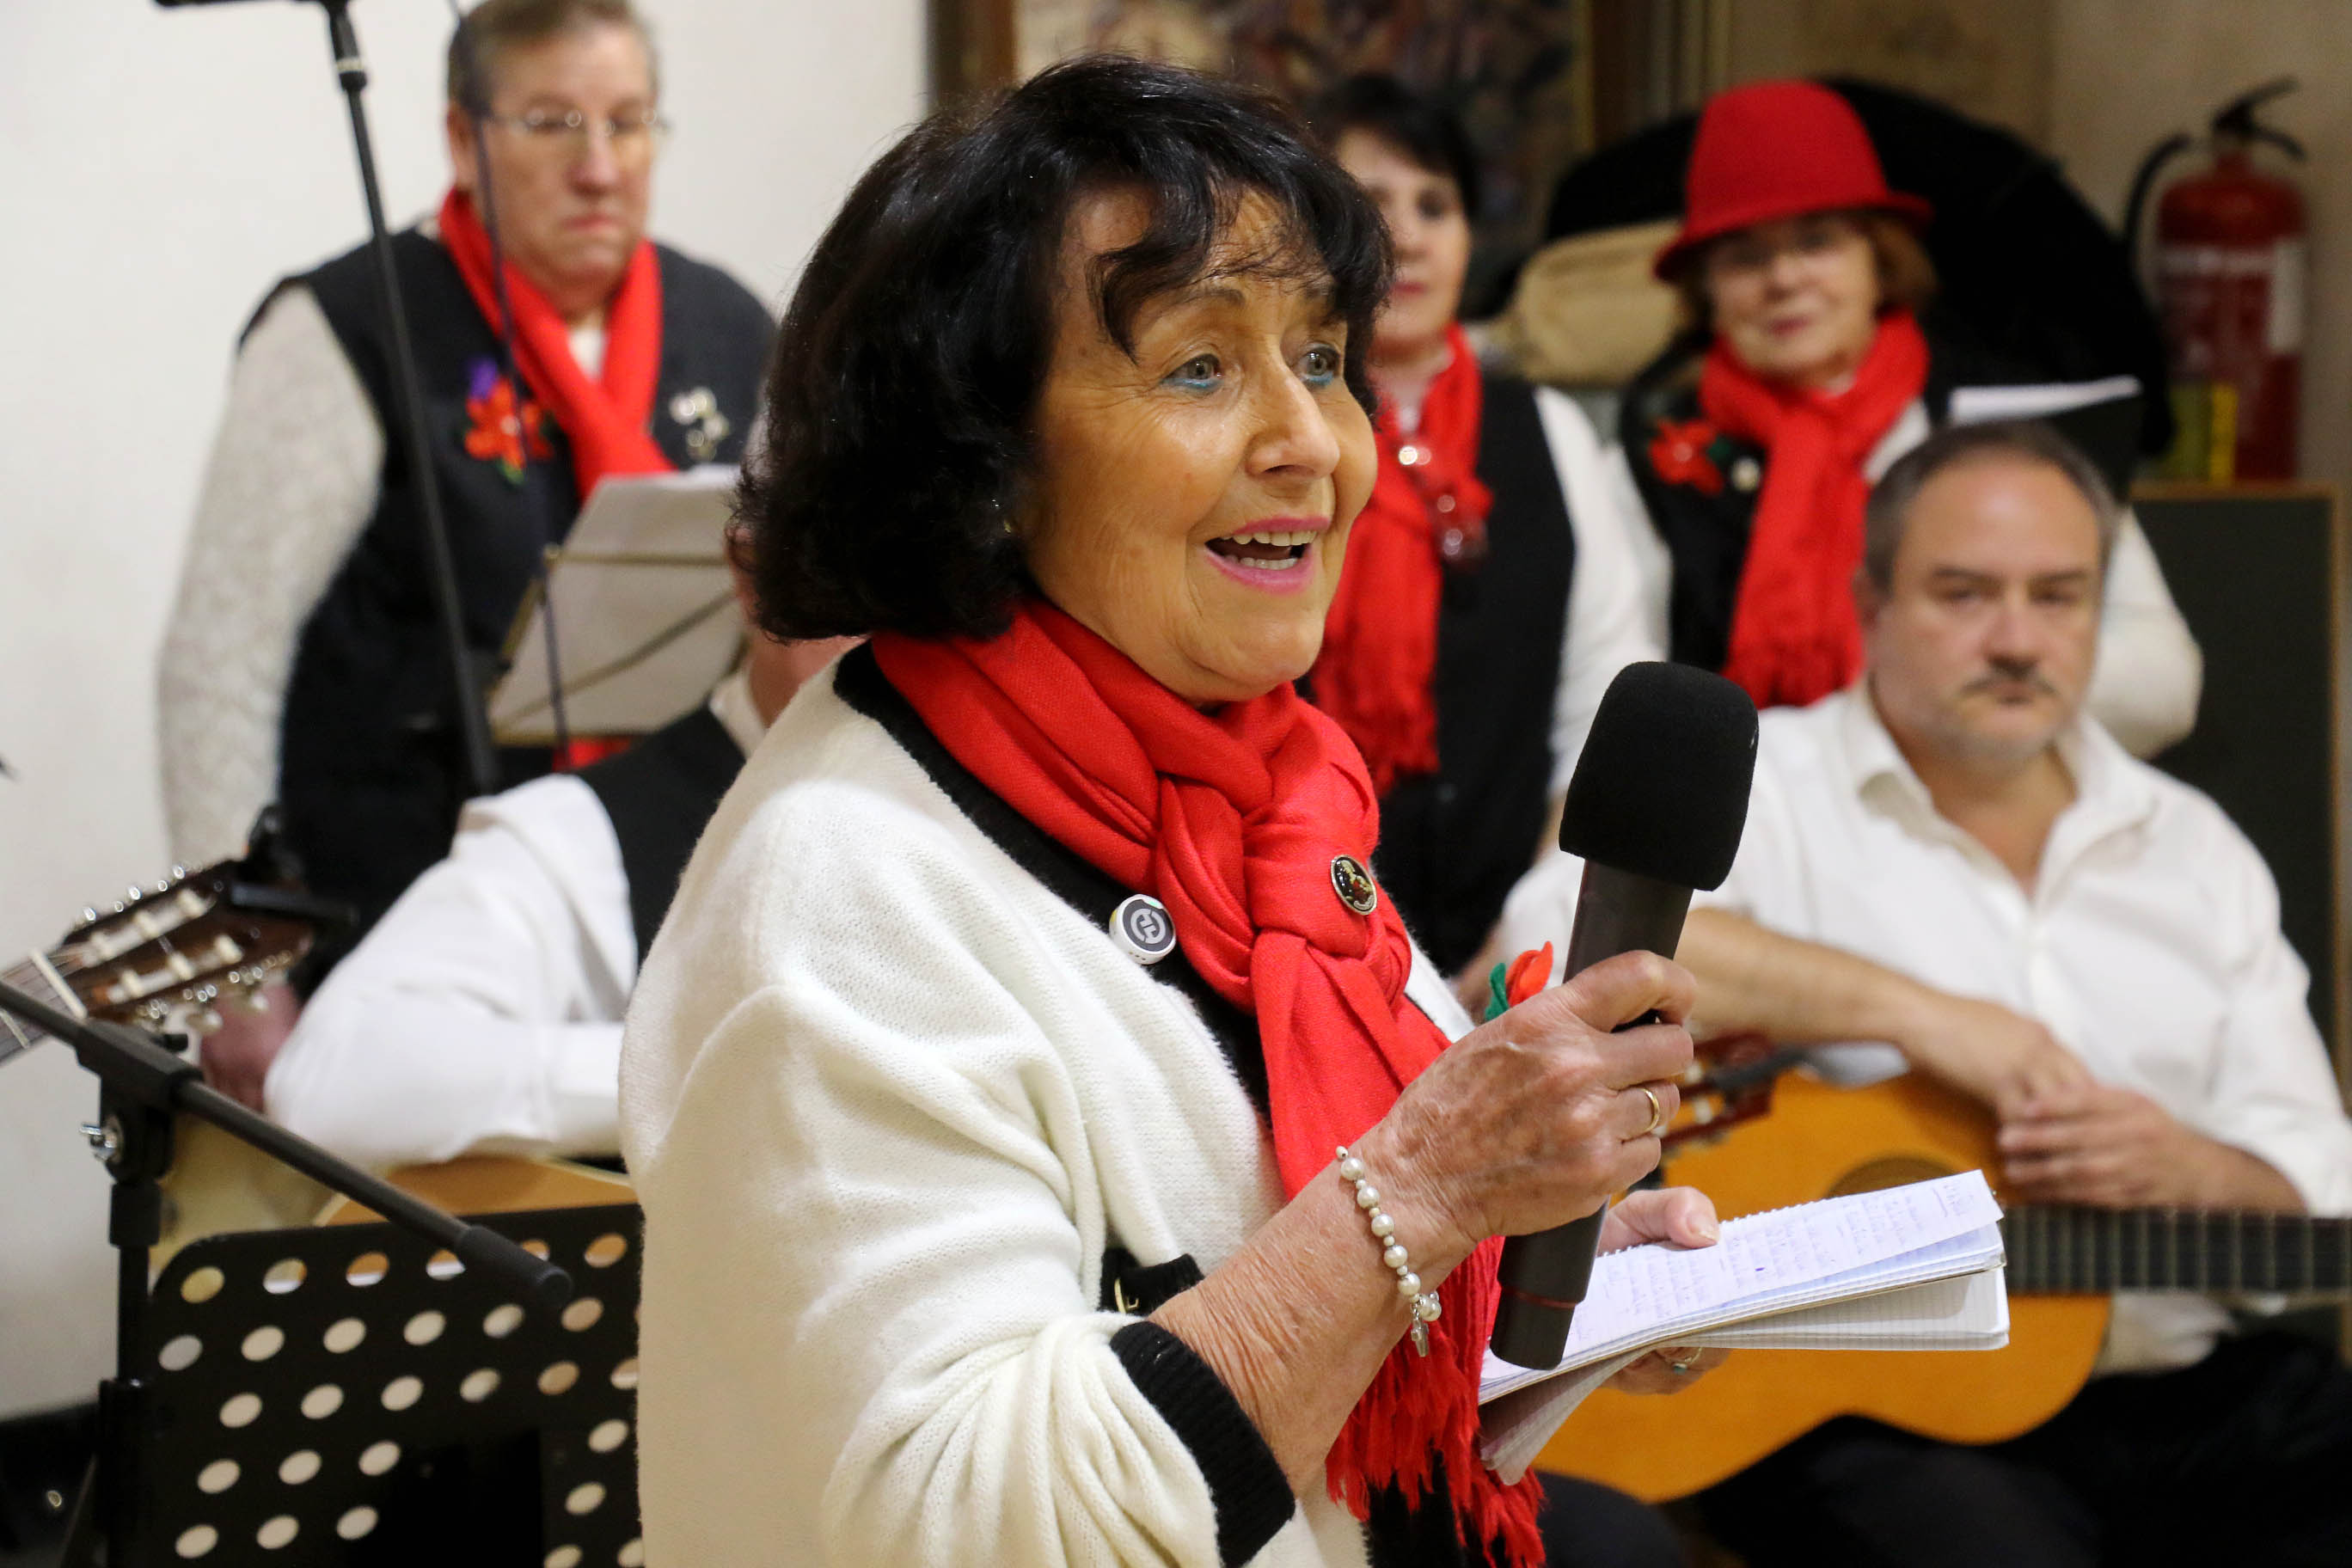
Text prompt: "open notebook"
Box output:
[[1478, 1172, 2009, 1480]]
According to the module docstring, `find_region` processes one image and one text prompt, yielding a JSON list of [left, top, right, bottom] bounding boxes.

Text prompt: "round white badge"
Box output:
[[1111, 894, 1179, 965]]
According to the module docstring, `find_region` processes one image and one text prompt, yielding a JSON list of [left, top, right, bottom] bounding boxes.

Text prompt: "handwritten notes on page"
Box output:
[[1477, 1172, 2010, 1479]]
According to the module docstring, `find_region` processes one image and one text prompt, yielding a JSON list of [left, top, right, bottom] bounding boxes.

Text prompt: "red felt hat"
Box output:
[[1653, 79, 1932, 279]]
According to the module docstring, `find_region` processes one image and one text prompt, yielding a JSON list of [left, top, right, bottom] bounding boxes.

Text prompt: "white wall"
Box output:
[[0, 0, 924, 1419], [2049, 0, 2352, 495]]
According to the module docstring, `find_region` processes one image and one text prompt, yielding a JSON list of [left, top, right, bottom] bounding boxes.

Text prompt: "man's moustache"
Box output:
[[1963, 668, 2057, 697]]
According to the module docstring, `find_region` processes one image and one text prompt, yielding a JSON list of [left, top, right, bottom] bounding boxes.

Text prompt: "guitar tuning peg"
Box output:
[[168, 865, 187, 882], [79, 908, 99, 924], [126, 885, 144, 903]]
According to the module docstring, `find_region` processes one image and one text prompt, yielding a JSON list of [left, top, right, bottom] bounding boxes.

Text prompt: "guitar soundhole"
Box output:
[[1828, 1156, 1955, 1198]]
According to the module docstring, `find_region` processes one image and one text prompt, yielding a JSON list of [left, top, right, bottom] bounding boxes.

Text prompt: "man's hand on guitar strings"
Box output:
[[1998, 1081, 2301, 1211]]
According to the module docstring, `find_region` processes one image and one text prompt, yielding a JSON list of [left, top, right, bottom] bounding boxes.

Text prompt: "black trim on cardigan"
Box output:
[[578, 703, 746, 962], [1109, 1322, 1297, 1565], [833, 644, 1271, 1117]]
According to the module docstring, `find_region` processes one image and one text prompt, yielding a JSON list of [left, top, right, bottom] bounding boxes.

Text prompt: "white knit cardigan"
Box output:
[[619, 662, 1473, 1566]]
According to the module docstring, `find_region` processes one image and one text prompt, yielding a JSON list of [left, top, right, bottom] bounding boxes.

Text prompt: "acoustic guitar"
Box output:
[[1534, 1066, 2352, 1503]]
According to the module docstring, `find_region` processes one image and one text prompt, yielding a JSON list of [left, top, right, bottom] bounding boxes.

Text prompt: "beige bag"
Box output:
[[1481, 219, 1682, 389]]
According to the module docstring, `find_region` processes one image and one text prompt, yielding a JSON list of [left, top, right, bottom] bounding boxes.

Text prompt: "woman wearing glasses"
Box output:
[[158, 0, 773, 1077]]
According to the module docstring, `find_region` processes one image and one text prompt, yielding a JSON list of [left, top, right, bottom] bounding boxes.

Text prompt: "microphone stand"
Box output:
[[314, 0, 501, 799], [0, 982, 572, 1568]]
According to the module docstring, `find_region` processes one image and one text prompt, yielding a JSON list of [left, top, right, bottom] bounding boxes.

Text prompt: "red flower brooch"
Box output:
[[464, 358, 552, 483], [1649, 418, 1725, 497]]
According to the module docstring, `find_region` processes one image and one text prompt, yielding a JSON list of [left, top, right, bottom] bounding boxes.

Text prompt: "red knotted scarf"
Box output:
[[874, 601, 1542, 1562], [438, 188, 672, 503], [1700, 310, 1928, 708], [1311, 324, 1493, 795]]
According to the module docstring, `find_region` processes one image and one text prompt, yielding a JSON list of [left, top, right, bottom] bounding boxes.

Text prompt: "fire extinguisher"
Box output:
[[2126, 77, 2307, 483]]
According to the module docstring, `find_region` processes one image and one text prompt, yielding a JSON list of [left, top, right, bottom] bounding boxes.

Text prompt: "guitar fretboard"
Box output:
[[2007, 1204, 2352, 1295], [1, 953, 75, 1065]]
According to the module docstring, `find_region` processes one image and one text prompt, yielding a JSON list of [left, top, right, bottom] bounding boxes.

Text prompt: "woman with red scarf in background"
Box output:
[[159, 0, 772, 1103], [1614, 79, 2198, 747], [1309, 78, 1660, 990]]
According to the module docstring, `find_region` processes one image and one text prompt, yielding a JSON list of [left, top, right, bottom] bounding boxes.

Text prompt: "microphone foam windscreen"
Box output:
[[1559, 661, 1759, 891]]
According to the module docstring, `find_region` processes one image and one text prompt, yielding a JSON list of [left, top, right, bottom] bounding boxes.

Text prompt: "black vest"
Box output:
[[579, 704, 747, 959], [1619, 324, 2024, 673], [1372, 373, 1577, 977], [270, 230, 772, 976]]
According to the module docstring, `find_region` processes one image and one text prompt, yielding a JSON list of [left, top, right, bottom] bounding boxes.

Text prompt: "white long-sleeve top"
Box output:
[[266, 673, 762, 1170], [159, 286, 383, 868], [1499, 686, 2352, 1369], [620, 661, 1477, 1567], [1532, 387, 1665, 792]]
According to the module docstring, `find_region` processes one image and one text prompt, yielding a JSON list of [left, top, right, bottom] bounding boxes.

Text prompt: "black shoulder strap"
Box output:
[[831, 645, 1271, 1118], [579, 705, 747, 960]]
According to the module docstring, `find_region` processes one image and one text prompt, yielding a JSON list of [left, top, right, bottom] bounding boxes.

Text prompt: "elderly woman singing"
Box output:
[[622, 58, 1720, 1568]]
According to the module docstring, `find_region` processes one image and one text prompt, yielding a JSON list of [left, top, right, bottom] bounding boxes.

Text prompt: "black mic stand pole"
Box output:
[[317, 0, 502, 799], [0, 983, 573, 1568]]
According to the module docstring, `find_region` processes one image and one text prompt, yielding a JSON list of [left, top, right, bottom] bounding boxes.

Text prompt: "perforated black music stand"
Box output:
[[138, 1204, 641, 1567]]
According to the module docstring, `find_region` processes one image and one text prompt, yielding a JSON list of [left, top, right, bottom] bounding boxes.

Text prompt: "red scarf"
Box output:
[[438, 188, 672, 503], [875, 601, 1543, 1562], [1311, 324, 1492, 796], [1700, 310, 1928, 708]]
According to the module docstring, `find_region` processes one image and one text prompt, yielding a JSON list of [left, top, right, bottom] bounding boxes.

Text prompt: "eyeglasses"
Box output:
[[482, 108, 670, 162]]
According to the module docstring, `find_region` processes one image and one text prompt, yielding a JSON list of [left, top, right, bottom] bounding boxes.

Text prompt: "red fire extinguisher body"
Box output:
[[2156, 148, 2305, 481]]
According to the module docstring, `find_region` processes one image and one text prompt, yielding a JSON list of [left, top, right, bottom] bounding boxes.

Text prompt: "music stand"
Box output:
[[138, 1203, 641, 1566], [488, 468, 743, 745], [0, 982, 568, 1568]]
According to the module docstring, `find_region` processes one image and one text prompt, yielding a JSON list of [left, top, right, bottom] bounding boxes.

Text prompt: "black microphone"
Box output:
[[1487, 661, 1758, 1370]]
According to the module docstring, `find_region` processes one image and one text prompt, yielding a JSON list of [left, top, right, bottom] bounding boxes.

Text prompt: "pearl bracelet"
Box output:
[[1334, 1145, 1442, 1357]]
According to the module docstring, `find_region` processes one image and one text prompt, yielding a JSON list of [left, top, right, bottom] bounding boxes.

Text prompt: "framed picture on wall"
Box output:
[[932, 0, 1592, 309]]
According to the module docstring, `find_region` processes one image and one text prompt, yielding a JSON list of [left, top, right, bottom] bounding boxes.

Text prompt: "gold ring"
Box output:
[[1637, 1083, 1666, 1138]]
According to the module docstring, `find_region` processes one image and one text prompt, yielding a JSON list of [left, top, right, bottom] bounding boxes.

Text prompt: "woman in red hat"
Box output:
[[1310, 77, 1660, 987], [1616, 78, 2198, 750]]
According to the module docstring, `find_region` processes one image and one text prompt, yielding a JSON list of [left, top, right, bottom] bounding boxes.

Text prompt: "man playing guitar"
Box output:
[[1503, 419, 2352, 1564]]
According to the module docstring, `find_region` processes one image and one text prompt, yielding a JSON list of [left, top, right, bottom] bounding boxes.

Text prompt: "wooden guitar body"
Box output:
[[157, 1117, 633, 1272], [1534, 1070, 2110, 1503]]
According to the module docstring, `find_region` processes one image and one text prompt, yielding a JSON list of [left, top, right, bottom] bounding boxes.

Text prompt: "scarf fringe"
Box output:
[[1324, 1235, 1546, 1565]]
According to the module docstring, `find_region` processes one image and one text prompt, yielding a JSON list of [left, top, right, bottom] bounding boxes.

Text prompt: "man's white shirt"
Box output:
[[1499, 684, 2352, 1370], [265, 670, 764, 1169]]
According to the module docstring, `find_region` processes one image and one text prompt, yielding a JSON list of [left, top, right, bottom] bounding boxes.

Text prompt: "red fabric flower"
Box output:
[[463, 360, 553, 482], [1504, 943, 1554, 1008], [1649, 418, 1724, 496]]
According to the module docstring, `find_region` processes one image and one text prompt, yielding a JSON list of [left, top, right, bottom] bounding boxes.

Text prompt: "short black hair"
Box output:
[[448, 0, 656, 113], [1305, 74, 1482, 221], [1863, 420, 2121, 590], [738, 54, 1393, 641]]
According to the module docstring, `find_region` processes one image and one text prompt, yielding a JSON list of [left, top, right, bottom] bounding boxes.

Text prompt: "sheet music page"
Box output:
[[1948, 377, 2141, 424]]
